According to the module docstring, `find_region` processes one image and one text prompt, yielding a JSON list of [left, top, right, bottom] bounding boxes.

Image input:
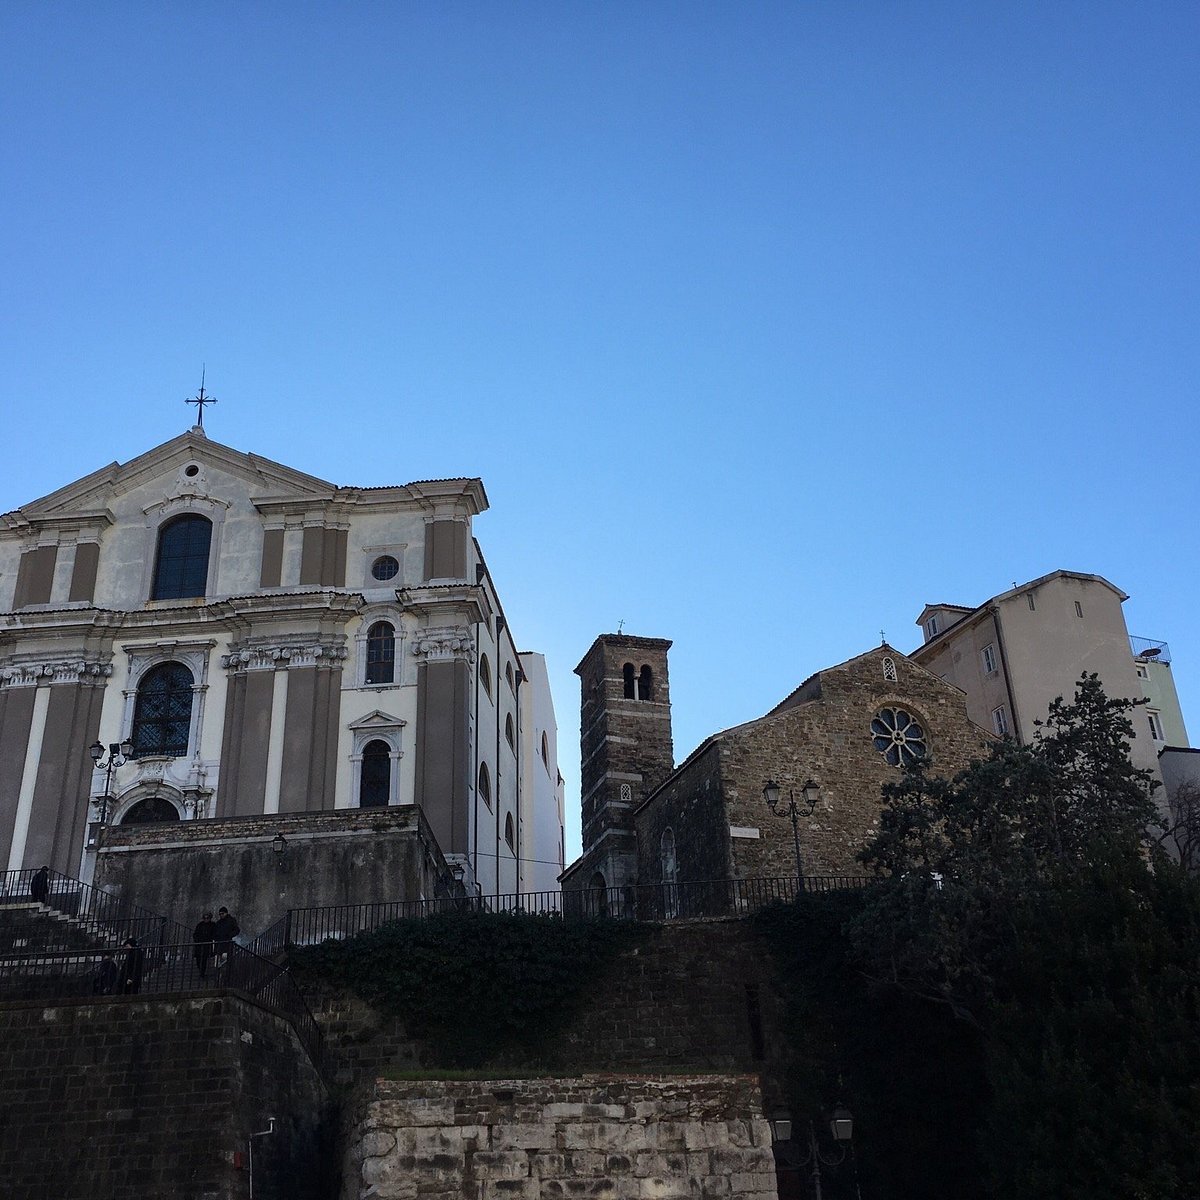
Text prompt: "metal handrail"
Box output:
[[253, 874, 869, 952], [0, 940, 322, 1067], [0, 867, 190, 951]]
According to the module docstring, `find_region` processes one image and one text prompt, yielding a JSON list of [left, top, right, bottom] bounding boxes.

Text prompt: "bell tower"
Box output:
[[573, 634, 673, 889]]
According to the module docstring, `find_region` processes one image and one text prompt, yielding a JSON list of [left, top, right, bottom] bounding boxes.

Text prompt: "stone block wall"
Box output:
[[97, 805, 454, 936], [0, 992, 328, 1200], [345, 1076, 776, 1200]]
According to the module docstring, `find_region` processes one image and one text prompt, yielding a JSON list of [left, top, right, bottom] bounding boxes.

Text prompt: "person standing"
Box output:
[[212, 906, 240, 966], [118, 938, 144, 995], [193, 911, 216, 980], [92, 954, 118, 996], [29, 865, 50, 905]]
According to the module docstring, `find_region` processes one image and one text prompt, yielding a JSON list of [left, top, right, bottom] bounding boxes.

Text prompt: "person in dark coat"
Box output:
[[118, 938, 144, 995], [92, 954, 118, 995], [212, 907, 240, 965], [29, 865, 50, 905], [193, 911, 216, 979]]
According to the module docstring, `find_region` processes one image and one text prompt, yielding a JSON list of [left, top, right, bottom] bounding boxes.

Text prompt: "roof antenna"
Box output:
[[186, 366, 217, 430]]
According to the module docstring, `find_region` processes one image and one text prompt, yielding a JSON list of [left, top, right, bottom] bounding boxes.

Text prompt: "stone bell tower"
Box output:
[[572, 634, 674, 890]]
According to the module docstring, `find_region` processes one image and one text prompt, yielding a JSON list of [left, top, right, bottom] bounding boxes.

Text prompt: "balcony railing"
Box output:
[[253, 874, 869, 954], [1130, 636, 1171, 664]]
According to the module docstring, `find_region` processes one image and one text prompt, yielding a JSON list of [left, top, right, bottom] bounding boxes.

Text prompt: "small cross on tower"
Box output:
[[186, 369, 217, 428]]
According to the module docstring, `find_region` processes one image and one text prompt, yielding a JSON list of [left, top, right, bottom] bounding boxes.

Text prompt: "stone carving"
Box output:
[[221, 641, 348, 672], [0, 660, 112, 688], [410, 626, 475, 664]]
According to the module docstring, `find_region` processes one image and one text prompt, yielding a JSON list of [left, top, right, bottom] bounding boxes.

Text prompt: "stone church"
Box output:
[[0, 423, 564, 926], [561, 634, 988, 902]]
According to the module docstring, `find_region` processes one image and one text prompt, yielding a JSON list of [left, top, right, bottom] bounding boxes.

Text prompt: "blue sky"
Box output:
[[3, 3, 1197, 857]]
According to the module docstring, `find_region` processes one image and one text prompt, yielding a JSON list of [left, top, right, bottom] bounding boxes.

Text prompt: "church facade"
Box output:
[[562, 635, 988, 901], [0, 426, 564, 899]]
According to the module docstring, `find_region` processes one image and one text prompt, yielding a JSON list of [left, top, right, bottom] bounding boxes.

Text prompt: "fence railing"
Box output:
[[0, 940, 322, 1066], [253, 874, 869, 953], [0, 868, 189, 953]]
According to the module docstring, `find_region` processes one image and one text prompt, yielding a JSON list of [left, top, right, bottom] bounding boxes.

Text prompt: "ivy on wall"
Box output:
[[292, 912, 646, 1068]]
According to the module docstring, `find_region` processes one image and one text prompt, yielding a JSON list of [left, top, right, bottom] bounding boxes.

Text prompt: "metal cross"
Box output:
[[186, 368, 217, 427]]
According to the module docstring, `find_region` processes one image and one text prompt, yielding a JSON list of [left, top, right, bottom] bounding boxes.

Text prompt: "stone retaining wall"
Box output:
[[346, 1076, 776, 1200]]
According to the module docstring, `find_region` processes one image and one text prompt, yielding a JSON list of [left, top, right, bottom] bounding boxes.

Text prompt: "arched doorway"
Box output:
[[120, 796, 181, 825]]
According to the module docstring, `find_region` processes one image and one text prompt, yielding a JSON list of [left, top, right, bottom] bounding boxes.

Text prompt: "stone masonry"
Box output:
[[346, 1076, 776, 1200]]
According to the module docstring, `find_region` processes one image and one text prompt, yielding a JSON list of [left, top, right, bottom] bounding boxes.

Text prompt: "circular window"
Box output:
[[871, 707, 927, 767], [371, 555, 400, 581], [184, 464, 200, 478]]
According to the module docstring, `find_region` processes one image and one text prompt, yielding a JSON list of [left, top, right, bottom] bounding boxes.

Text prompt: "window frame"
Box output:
[[151, 513, 214, 601], [365, 620, 397, 686], [131, 661, 196, 759], [992, 705, 1009, 736], [981, 644, 998, 675]]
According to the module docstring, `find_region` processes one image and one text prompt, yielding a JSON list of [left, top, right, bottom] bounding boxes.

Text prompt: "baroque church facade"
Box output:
[[0, 425, 564, 900]]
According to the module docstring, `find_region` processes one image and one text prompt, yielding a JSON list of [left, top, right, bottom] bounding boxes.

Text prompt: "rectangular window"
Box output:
[[1075, 601, 1083, 618], [992, 705, 1009, 736], [1147, 710, 1164, 741], [1027, 594, 1036, 611], [982, 644, 997, 675], [924, 616, 939, 639], [1136, 664, 1149, 679]]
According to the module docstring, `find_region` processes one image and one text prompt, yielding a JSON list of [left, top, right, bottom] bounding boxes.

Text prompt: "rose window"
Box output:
[[871, 707, 927, 767]]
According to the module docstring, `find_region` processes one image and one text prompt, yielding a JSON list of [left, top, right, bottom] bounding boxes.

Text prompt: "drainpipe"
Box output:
[[248, 1117, 275, 1200], [472, 566, 484, 887], [495, 617, 504, 895], [990, 606, 1023, 741], [514, 666, 524, 894]]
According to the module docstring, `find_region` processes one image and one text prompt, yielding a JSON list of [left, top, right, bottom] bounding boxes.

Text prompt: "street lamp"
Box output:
[[89, 739, 134, 826], [769, 1106, 856, 1200], [762, 779, 820, 890]]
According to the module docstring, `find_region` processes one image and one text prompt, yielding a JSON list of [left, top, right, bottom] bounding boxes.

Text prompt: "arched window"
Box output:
[[479, 654, 492, 697], [638, 664, 654, 701], [359, 740, 390, 807], [505, 662, 515, 690], [540, 731, 549, 766], [131, 663, 194, 758], [478, 763, 492, 810], [152, 514, 212, 600], [623, 663, 636, 699], [589, 871, 608, 917], [366, 621, 395, 685], [120, 796, 181, 824], [660, 827, 679, 918], [505, 713, 515, 750], [504, 813, 515, 851]]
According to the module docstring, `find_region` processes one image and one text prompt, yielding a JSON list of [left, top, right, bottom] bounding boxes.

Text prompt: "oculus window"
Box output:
[[371, 555, 400, 582], [152, 514, 212, 600], [871, 706, 927, 768]]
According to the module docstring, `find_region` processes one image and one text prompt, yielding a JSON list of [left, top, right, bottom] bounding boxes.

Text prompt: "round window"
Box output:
[[184, 464, 200, 478], [871, 707, 927, 767], [371, 555, 400, 582]]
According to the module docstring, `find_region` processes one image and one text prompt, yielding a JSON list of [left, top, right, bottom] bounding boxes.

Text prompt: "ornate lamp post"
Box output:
[[769, 1106, 856, 1200], [89, 739, 134, 826], [762, 779, 820, 890]]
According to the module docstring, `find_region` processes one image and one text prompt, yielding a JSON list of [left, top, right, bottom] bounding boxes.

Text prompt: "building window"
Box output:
[[1074, 601, 1084, 618], [870, 707, 927, 768], [982, 644, 998, 675], [1148, 710, 1165, 741], [924, 616, 939, 639], [992, 705, 1009, 736], [131, 663, 194, 758], [505, 713, 515, 750], [359, 740, 391, 807], [505, 662, 515, 691], [365, 621, 395, 685], [504, 813, 515, 852], [623, 663, 636, 699], [1136, 663, 1149, 680], [660, 827, 678, 918], [882, 656, 897, 682], [371, 555, 400, 582], [120, 796, 181, 824], [480, 654, 492, 697], [151, 514, 212, 600], [1027, 594, 1036, 611], [478, 763, 492, 810], [638, 664, 654, 701], [540, 731, 549, 767]]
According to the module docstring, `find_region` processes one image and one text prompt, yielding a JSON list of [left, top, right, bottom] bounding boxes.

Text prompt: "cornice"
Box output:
[[411, 625, 476, 665], [1, 658, 113, 688], [399, 583, 489, 626], [222, 637, 349, 673]]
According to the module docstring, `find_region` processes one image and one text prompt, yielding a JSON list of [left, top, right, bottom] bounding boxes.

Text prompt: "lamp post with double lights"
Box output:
[[89, 739, 134, 826], [762, 779, 820, 891], [769, 1106, 857, 1200]]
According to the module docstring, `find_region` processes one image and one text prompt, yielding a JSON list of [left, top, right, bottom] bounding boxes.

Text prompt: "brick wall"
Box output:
[[346, 1075, 776, 1200], [0, 992, 329, 1200]]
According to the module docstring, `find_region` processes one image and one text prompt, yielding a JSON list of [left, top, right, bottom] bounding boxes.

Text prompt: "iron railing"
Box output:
[[253, 875, 869, 953], [0, 868, 189, 953], [0, 940, 322, 1066], [1130, 636, 1171, 665]]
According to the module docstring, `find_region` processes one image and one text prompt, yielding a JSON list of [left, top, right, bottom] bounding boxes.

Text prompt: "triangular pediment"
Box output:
[[13, 430, 338, 519], [348, 709, 406, 730]]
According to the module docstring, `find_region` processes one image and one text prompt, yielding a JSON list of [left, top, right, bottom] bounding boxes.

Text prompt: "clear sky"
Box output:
[[3, 3, 1197, 859]]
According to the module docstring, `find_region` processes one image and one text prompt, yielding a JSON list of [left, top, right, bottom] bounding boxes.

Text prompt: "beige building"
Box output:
[[912, 570, 1188, 788], [0, 425, 561, 902]]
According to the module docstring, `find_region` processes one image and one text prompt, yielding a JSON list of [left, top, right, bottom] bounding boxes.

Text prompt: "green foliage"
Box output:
[[291, 912, 646, 1068]]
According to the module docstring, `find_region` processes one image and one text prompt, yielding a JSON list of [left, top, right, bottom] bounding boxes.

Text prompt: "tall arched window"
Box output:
[[504, 813, 515, 852], [366, 621, 395, 685], [152, 514, 212, 600], [505, 713, 515, 750], [638, 664, 654, 701], [478, 762, 492, 810], [359, 740, 391, 807], [623, 663, 636, 699], [540, 731, 549, 766], [479, 654, 492, 697], [131, 663, 194, 758]]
